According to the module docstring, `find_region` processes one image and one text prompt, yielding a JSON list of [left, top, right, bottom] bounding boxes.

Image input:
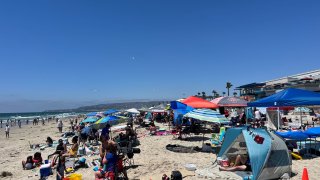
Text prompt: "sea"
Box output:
[[0, 112, 82, 121]]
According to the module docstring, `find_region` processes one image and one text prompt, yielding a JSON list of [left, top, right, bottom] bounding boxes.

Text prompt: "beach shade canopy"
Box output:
[[104, 109, 118, 115], [219, 127, 292, 180], [181, 96, 218, 109], [248, 88, 320, 107], [86, 112, 98, 116], [82, 117, 99, 123], [170, 101, 194, 125], [267, 107, 294, 111], [304, 127, 320, 137], [276, 130, 309, 140], [211, 97, 248, 107], [126, 108, 140, 114], [184, 109, 229, 124], [92, 116, 120, 129]]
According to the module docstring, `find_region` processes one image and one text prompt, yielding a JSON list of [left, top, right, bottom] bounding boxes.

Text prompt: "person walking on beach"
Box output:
[[26, 119, 29, 125], [57, 119, 63, 133], [18, 120, 21, 128], [5, 124, 10, 138]]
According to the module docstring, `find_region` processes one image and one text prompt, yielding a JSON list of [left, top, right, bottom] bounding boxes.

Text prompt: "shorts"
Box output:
[[25, 163, 33, 170]]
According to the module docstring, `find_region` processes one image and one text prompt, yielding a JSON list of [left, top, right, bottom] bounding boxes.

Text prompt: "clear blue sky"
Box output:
[[1, 0, 320, 112]]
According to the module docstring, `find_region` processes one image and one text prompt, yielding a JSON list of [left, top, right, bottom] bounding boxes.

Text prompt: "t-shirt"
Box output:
[[254, 110, 261, 119], [103, 152, 117, 172], [5, 126, 10, 132]]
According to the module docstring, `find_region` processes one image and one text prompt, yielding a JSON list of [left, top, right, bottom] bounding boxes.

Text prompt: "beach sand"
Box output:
[[0, 120, 319, 180]]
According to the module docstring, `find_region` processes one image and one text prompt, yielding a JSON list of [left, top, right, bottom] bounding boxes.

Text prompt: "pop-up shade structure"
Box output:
[[170, 101, 194, 125], [211, 97, 248, 107], [219, 127, 292, 180], [181, 96, 218, 109], [126, 108, 140, 114]]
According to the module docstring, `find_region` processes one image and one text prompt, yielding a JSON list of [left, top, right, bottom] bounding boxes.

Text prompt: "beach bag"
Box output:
[[171, 171, 182, 180]]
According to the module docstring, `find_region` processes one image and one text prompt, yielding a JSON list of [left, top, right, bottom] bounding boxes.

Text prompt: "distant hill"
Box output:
[[44, 100, 171, 112]]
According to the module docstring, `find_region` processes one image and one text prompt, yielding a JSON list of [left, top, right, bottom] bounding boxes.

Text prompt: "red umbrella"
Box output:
[[182, 96, 218, 109]]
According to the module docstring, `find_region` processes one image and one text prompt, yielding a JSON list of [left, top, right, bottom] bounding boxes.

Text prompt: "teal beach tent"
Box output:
[[218, 127, 292, 180]]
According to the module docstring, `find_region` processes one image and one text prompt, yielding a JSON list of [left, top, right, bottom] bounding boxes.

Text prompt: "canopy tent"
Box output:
[[211, 97, 248, 107], [304, 127, 320, 137], [82, 117, 99, 123], [125, 108, 140, 114], [219, 128, 291, 180], [91, 116, 120, 129], [275, 130, 309, 140], [181, 96, 218, 109], [104, 109, 118, 115], [86, 112, 98, 116], [248, 88, 320, 107], [184, 109, 229, 124]]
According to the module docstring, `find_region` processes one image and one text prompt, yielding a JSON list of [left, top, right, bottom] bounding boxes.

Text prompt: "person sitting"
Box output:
[[22, 156, 35, 170], [95, 145, 117, 180], [149, 122, 157, 135], [33, 152, 43, 166], [219, 154, 251, 172], [46, 136, 53, 147], [63, 136, 79, 157]]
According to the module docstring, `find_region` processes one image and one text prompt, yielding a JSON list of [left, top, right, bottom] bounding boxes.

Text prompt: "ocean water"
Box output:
[[0, 112, 78, 120]]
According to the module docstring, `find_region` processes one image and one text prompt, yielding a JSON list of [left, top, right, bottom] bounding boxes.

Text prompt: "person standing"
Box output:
[[18, 120, 21, 128], [5, 124, 10, 138], [57, 119, 63, 133], [0, 119, 2, 128]]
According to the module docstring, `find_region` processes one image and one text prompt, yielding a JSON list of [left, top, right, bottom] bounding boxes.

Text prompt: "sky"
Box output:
[[0, 1, 320, 112]]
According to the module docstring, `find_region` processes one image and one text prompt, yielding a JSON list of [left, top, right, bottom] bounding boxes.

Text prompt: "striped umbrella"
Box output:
[[184, 109, 229, 124]]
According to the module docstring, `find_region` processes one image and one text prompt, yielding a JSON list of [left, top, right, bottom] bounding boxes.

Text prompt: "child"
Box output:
[[56, 153, 66, 180]]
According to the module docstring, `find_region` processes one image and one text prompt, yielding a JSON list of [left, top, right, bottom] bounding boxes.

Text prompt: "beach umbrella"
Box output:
[[276, 130, 309, 140], [211, 97, 248, 107], [92, 116, 120, 129], [184, 109, 229, 124], [104, 109, 118, 115], [82, 117, 99, 123], [182, 96, 218, 109], [86, 112, 97, 116], [126, 108, 140, 114]]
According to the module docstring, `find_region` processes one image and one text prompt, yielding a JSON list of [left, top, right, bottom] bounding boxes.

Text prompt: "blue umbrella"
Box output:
[[104, 109, 118, 115], [86, 112, 98, 116], [82, 117, 99, 123], [92, 116, 120, 129]]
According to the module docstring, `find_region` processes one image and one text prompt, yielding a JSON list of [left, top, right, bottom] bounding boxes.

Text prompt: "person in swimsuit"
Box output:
[[219, 154, 251, 171]]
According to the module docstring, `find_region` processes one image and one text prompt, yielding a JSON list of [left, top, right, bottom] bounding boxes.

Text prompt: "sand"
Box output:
[[0, 119, 319, 180]]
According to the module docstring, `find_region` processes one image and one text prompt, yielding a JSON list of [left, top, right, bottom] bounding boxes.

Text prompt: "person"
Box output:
[[5, 124, 10, 138], [219, 154, 251, 172], [101, 124, 111, 141], [95, 144, 117, 180], [42, 118, 45, 126], [26, 119, 29, 125], [18, 120, 21, 128], [22, 156, 35, 170], [48, 139, 65, 160], [46, 137, 53, 147], [0, 119, 2, 128], [63, 136, 79, 157], [149, 122, 157, 135], [57, 120, 63, 133], [128, 115, 133, 127], [56, 153, 66, 180], [33, 152, 43, 166], [254, 109, 261, 121]]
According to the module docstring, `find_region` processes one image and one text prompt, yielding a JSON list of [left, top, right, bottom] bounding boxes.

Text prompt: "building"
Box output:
[[236, 69, 320, 101]]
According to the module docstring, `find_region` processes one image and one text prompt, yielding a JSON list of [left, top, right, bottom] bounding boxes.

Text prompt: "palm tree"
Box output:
[[212, 90, 217, 98], [222, 92, 226, 96], [202, 91, 206, 99], [233, 92, 237, 97], [226, 82, 233, 96]]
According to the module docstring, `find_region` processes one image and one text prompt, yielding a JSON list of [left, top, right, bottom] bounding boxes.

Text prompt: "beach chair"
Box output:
[[210, 127, 226, 147]]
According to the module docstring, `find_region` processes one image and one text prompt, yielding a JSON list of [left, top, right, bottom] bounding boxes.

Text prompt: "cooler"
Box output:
[[40, 163, 52, 178]]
